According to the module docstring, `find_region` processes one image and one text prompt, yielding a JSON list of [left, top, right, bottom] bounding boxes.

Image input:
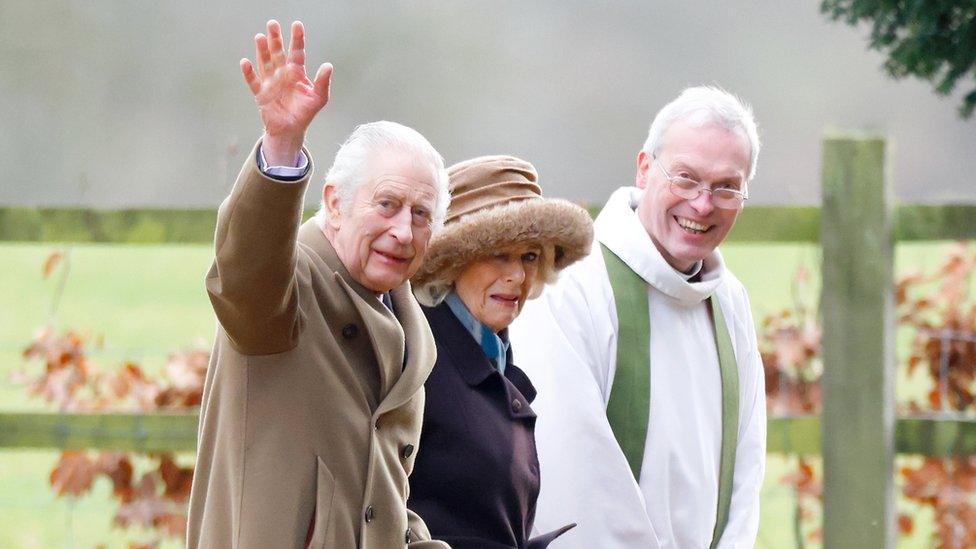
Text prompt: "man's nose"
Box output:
[[388, 208, 414, 244], [689, 189, 715, 215]]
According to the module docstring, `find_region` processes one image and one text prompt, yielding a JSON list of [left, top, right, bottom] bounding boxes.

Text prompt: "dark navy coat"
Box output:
[[407, 303, 574, 549]]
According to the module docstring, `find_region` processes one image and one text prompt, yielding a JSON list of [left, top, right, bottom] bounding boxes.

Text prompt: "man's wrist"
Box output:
[[261, 132, 305, 167]]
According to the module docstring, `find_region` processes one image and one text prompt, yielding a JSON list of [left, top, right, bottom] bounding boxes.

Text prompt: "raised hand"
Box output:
[[241, 20, 333, 166]]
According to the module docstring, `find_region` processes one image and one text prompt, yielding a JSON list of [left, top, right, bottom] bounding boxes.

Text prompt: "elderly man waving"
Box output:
[[187, 20, 450, 549]]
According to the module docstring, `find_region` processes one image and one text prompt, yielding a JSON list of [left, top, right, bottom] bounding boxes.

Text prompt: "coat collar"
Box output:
[[594, 186, 726, 307], [298, 220, 437, 414], [424, 302, 537, 418]]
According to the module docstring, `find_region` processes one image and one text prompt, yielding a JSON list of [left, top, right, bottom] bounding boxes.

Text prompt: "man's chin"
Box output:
[[662, 244, 712, 272], [361, 268, 411, 294]]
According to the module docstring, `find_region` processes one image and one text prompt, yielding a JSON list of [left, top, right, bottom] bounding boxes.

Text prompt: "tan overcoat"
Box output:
[[187, 144, 449, 549]]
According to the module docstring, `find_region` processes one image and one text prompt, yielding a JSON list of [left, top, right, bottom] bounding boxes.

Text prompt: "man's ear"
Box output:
[[635, 150, 651, 189], [322, 183, 342, 231]]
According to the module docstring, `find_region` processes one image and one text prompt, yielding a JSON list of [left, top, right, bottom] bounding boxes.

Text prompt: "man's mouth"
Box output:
[[374, 249, 411, 264], [675, 216, 712, 235]]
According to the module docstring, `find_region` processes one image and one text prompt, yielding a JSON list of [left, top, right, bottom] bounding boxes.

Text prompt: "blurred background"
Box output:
[[3, 0, 975, 207], [1, 1, 975, 547]]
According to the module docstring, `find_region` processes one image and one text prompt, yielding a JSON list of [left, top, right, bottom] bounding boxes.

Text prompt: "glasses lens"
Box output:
[[712, 189, 744, 209], [669, 178, 701, 200]]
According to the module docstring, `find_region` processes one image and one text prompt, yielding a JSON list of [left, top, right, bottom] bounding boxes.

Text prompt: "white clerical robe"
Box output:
[[510, 186, 766, 548]]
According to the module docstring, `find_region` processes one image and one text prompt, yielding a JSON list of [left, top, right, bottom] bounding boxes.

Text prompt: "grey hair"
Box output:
[[316, 120, 450, 230], [642, 85, 761, 181]]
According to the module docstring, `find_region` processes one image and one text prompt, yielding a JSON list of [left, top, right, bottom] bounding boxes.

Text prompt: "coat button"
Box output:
[[402, 444, 415, 459], [364, 505, 375, 523], [405, 527, 412, 543], [342, 323, 358, 339], [512, 399, 523, 412]]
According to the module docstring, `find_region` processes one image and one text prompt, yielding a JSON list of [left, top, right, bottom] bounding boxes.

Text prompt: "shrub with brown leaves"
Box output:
[[15, 250, 207, 545], [761, 243, 976, 547]]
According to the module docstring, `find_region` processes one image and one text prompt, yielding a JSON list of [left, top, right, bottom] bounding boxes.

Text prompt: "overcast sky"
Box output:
[[2, 0, 973, 207]]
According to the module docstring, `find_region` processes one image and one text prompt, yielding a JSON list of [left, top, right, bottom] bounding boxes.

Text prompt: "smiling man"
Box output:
[[187, 20, 450, 549], [510, 86, 768, 548]]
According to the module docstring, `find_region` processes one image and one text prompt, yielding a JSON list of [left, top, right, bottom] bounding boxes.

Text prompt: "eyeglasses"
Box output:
[[655, 159, 748, 210]]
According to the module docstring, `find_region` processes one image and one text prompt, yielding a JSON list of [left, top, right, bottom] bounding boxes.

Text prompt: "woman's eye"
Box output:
[[523, 252, 539, 263]]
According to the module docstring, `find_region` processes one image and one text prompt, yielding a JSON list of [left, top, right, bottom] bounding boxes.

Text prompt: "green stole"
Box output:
[[600, 244, 739, 549]]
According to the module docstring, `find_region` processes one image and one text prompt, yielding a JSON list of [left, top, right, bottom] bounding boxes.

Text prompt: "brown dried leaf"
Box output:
[[159, 455, 193, 502], [42, 252, 63, 279], [50, 450, 96, 496], [897, 514, 913, 535], [155, 512, 188, 538], [96, 451, 134, 500]]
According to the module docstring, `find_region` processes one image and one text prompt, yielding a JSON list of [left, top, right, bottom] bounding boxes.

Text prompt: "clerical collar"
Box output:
[[678, 261, 704, 281]]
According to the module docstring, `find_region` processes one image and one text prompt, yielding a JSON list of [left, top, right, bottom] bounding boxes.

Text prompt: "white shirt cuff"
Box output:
[[257, 143, 309, 180]]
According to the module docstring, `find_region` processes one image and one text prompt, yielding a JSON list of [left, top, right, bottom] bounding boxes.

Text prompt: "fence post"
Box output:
[[821, 134, 894, 547]]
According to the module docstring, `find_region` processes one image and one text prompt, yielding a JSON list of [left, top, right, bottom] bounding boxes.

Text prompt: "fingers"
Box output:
[[254, 33, 273, 78], [267, 20, 286, 70], [240, 59, 261, 95], [313, 63, 334, 105], [243, 19, 320, 102], [287, 21, 305, 67]]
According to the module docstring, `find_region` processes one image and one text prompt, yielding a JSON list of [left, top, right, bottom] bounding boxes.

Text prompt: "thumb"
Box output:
[[313, 63, 333, 105]]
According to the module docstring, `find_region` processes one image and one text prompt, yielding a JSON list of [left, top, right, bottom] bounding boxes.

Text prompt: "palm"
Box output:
[[241, 20, 332, 140], [255, 65, 323, 136]]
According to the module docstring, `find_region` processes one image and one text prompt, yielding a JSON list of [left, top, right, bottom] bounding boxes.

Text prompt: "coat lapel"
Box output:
[[375, 283, 436, 415], [425, 303, 537, 420], [335, 275, 404, 397], [298, 221, 406, 398]]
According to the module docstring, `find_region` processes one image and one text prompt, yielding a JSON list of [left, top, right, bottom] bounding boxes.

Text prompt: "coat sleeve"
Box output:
[[510, 253, 662, 549], [406, 508, 451, 548], [717, 282, 767, 549], [205, 139, 313, 355]]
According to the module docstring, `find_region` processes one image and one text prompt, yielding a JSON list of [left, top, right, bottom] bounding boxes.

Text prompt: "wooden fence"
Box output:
[[2, 134, 976, 546]]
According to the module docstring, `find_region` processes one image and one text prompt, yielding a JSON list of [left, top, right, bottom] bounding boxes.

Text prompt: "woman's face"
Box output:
[[454, 243, 543, 333]]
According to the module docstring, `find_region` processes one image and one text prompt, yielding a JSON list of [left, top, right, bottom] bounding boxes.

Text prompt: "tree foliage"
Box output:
[[821, 0, 976, 118]]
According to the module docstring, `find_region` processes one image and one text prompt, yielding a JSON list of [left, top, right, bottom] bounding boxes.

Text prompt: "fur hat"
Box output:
[[412, 155, 593, 306]]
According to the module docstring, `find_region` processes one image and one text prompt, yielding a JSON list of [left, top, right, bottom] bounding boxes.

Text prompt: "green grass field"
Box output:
[[0, 241, 963, 547]]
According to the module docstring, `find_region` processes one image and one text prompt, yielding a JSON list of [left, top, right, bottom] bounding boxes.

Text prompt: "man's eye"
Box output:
[[411, 207, 431, 221], [674, 177, 700, 189], [377, 199, 399, 212]]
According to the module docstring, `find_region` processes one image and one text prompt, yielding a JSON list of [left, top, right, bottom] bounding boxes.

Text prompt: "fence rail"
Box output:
[[0, 412, 198, 452], [3, 204, 976, 244], [4, 413, 976, 457]]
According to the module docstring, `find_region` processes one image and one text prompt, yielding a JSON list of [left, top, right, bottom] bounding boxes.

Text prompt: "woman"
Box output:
[[409, 155, 593, 548]]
